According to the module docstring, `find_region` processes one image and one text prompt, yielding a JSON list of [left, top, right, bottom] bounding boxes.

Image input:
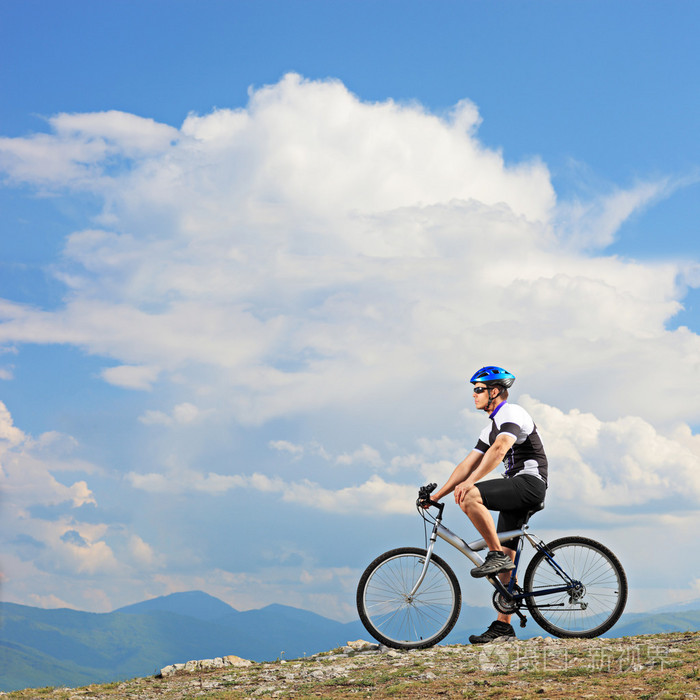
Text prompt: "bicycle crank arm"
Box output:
[[488, 576, 528, 628], [514, 609, 528, 628]]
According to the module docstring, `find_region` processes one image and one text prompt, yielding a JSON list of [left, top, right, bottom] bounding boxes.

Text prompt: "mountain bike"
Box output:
[[356, 483, 627, 649]]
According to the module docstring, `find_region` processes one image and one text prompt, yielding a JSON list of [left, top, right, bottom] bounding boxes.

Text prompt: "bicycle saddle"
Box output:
[[523, 501, 545, 524]]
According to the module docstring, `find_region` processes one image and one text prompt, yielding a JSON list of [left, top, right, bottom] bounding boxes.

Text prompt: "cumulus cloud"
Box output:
[[0, 403, 97, 510], [268, 440, 305, 457], [557, 180, 671, 250], [102, 364, 160, 390], [336, 444, 384, 468], [1, 74, 699, 613], [126, 462, 415, 515], [139, 402, 202, 425], [0, 401, 160, 598], [0, 74, 696, 432], [125, 395, 700, 520], [0, 111, 178, 187], [522, 396, 700, 510]]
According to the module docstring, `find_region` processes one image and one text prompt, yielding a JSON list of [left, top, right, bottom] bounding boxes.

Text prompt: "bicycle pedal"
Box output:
[[514, 610, 527, 628]]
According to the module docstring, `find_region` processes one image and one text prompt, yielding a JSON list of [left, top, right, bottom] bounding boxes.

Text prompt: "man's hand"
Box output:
[[417, 483, 438, 509]]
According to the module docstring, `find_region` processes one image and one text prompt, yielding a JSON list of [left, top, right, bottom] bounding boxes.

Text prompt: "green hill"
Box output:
[[607, 610, 700, 637], [0, 594, 366, 692]]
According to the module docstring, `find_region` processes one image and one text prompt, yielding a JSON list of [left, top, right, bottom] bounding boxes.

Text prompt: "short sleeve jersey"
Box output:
[[474, 402, 548, 484]]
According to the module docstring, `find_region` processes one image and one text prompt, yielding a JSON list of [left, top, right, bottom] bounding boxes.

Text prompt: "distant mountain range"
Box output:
[[649, 597, 700, 614], [1, 590, 699, 692]]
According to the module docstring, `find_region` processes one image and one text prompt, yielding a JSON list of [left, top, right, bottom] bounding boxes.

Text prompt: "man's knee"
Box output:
[[460, 486, 483, 513]]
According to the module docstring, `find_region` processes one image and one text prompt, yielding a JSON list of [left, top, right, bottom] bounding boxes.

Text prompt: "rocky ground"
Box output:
[[3, 632, 699, 700]]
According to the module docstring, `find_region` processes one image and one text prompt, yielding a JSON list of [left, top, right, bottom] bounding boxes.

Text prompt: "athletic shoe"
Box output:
[[469, 620, 517, 644], [470, 551, 516, 578]]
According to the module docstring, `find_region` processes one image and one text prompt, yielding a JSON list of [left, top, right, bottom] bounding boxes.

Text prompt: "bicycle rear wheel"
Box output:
[[523, 536, 627, 638], [356, 546, 461, 649]]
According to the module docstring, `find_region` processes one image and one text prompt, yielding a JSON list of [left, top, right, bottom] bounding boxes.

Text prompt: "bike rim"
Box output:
[[362, 553, 456, 646], [529, 543, 623, 635]]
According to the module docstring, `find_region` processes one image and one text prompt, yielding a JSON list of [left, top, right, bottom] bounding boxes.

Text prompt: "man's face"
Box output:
[[473, 382, 493, 410]]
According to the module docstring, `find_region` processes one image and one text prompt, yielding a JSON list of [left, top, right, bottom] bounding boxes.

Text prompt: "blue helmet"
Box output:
[[470, 366, 515, 388]]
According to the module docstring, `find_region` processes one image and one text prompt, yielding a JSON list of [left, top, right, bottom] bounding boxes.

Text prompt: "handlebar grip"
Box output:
[[417, 483, 439, 507]]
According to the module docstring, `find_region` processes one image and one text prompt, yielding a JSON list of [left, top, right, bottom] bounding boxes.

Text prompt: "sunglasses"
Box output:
[[473, 386, 492, 394]]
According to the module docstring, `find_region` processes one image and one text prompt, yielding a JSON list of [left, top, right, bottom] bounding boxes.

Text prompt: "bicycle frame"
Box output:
[[413, 503, 577, 609], [358, 491, 626, 646]]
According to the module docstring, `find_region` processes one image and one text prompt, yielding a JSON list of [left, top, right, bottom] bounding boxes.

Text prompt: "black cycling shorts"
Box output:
[[475, 474, 546, 548]]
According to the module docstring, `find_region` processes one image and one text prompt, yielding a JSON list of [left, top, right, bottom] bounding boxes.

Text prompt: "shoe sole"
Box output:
[[470, 563, 516, 579], [469, 634, 516, 644]]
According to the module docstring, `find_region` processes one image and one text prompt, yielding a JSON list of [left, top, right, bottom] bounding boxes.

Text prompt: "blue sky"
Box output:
[[1, 1, 699, 622]]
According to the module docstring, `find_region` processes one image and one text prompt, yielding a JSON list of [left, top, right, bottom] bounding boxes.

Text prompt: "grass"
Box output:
[[3, 632, 699, 700]]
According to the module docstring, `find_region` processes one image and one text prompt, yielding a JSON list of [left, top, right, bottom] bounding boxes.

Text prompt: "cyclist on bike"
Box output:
[[430, 366, 548, 643]]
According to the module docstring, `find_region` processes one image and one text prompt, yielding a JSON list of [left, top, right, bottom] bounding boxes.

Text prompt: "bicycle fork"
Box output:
[[407, 521, 440, 600]]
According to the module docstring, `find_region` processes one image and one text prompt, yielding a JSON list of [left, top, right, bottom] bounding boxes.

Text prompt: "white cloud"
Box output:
[[50, 111, 179, 156], [127, 463, 417, 514], [126, 459, 248, 495], [268, 440, 305, 457], [126, 395, 700, 517], [336, 444, 384, 468], [0, 111, 178, 187], [139, 402, 202, 425], [556, 180, 670, 250], [0, 76, 696, 431], [1, 74, 700, 616], [522, 396, 700, 508], [0, 400, 24, 445], [0, 404, 97, 510], [127, 534, 164, 569], [0, 401, 161, 599], [101, 364, 160, 390]]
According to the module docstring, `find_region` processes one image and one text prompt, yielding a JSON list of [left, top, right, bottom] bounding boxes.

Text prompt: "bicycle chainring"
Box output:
[[492, 590, 519, 615]]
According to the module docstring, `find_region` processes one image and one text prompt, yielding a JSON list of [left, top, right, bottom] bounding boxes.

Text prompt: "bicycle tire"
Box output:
[[523, 536, 627, 638], [356, 546, 461, 649]]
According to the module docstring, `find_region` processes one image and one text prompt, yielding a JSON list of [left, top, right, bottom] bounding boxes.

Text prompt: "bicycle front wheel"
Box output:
[[524, 536, 627, 638], [356, 547, 461, 649]]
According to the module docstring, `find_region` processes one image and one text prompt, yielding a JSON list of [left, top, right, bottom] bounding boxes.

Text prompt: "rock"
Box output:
[[346, 639, 379, 652], [158, 663, 185, 677], [223, 654, 253, 667], [158, 654, 251, 677]]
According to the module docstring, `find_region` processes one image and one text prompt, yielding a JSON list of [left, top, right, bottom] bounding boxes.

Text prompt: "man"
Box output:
[[430, 366, 548, 644]]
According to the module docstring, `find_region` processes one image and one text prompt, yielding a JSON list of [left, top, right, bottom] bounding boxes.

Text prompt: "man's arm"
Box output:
[[453, 433, 516, 503], [432, 450, 484, 503]]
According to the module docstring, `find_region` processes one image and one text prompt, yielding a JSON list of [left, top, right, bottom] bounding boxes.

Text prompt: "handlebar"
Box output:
[[416, 482, 442, 511]]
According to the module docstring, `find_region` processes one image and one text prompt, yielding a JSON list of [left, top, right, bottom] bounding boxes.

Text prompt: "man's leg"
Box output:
[[459, 485, 502, 551], [468, 545, 518, 644], [459, 487, 515, 578], [496, 546, 516, 625], [466, 477, 546, 644]]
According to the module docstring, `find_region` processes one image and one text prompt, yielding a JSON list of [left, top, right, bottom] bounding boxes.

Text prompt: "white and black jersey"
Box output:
[[474, 402, 548, 484]]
